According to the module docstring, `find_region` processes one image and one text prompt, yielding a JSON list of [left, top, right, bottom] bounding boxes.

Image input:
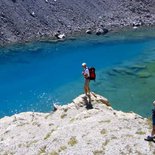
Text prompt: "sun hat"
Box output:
[[82, 62, 86, 66]]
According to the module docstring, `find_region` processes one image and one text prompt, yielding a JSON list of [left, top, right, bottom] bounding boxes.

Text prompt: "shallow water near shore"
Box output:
[[1, 27, 155, 118]]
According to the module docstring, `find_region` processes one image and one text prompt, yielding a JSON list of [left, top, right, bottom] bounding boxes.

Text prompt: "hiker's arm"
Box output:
[[84, 73, 88, 78], [84, 69, 89, 78]]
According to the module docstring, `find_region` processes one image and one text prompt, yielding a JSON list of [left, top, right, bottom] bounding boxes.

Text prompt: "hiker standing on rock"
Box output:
[[145, 101, 155, 141], [82, 62, 90, 96]]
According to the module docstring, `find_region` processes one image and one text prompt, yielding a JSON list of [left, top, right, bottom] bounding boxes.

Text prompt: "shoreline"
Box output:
[[1, 24, 155, 48], [1, 0, 155, 47]]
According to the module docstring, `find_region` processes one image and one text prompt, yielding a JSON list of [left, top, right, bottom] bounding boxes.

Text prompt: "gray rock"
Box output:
[[1, 0, 155, 46], [133, 21, 142, 27], [96, 28, 109, 35], [96, 28, 104, 35], [30, 12, 35, 17], [0, 92, 154, 155], [86, 29, 92, 34], [54, 31, 65, 39]]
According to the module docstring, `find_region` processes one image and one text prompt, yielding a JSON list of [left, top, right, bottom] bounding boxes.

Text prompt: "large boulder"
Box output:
[[0, 92, 154, 155], [54, 31, 66, 39], [96, 28, 109, 35]]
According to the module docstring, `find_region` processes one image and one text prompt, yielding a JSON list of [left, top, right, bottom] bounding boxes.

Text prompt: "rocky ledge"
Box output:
[[0, 92, 154, 155]]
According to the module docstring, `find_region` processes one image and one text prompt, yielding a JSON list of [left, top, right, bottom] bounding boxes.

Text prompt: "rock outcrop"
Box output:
[[1, 0, 155, 46], [0, 92, 154, 155]]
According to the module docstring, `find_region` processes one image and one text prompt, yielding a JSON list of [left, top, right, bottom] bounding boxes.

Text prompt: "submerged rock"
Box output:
[[129, 64, 146, 70], [112, 67, 134, 75], [137, 71, 152, 78], [0, 92, 154, 155]]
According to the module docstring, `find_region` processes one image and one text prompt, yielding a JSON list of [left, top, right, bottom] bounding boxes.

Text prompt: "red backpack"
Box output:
[[89, 67, 96, 81]]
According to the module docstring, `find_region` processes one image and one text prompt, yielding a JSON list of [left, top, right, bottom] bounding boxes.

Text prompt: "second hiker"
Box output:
[[145, 101, 155, 141]]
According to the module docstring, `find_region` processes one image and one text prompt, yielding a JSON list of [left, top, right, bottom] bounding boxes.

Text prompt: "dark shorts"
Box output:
[[152, 115, 155, 125], [152, 109, 155, 125]]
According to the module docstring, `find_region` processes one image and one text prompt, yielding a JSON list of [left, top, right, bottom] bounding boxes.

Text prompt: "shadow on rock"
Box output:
[[82, 95, 93, 110]]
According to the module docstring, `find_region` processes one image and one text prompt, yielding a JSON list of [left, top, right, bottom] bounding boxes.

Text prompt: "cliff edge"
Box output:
[[0, 92, 154, 155]]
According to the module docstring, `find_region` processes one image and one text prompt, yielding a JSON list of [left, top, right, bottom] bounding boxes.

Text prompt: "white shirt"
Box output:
[[84, 67, 90, 78]]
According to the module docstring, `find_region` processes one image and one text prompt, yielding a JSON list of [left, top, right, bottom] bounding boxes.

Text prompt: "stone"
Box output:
[[133, 21, 142, 27], [137, 71, 151, 78], [102, 28, 109, 34], [54, 31, 66, 39], [30, 12, 35, 17], [96, 28, 108, 35], [96, 28, 104, 35], [86, 29, 92, 34], [0, 92, 154, 154], [57, 33, 65, 39]]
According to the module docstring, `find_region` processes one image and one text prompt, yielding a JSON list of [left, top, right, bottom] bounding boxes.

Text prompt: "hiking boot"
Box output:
[[86, 102, 93, 110], [145, 136, 154, 141]]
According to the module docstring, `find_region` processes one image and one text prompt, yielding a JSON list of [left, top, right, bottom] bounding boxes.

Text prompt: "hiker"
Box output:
[[82, 62, 90, 96], [145, 101, 155, 141]]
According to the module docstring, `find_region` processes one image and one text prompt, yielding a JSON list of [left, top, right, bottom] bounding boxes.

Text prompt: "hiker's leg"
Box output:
[[84, 79, 88, 95], [85, 79, 90, 95], [85, 86, 89, 95], [84, 85, 87, 95], [151, 125, 155, 137], [88, 85, 90, 94], [151, 115, 155, 137]]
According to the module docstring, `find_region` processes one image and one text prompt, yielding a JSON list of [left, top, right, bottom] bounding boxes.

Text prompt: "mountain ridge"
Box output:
[[1, 0, 155, 45]]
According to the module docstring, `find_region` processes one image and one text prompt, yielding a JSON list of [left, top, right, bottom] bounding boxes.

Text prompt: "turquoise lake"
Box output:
[[1, 28, 155, 118]]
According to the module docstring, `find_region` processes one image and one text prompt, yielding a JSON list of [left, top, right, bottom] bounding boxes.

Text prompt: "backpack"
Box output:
[[89, 67, 96, 81]]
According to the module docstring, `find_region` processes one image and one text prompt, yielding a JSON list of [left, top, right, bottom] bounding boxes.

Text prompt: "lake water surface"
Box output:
[[1, 28, 155, 118]]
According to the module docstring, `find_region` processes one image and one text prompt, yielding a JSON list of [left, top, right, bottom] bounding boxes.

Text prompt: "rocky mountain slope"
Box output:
[[0, 93, 154, 155], [1, 0, 155, 45]]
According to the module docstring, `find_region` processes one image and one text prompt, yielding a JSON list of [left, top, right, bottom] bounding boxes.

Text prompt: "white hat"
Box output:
[[153, 101, 155, 106], [82, 62, 86, 66]]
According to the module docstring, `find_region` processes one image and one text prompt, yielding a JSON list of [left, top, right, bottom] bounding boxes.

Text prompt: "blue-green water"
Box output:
[[1, 28, 155, 118]]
